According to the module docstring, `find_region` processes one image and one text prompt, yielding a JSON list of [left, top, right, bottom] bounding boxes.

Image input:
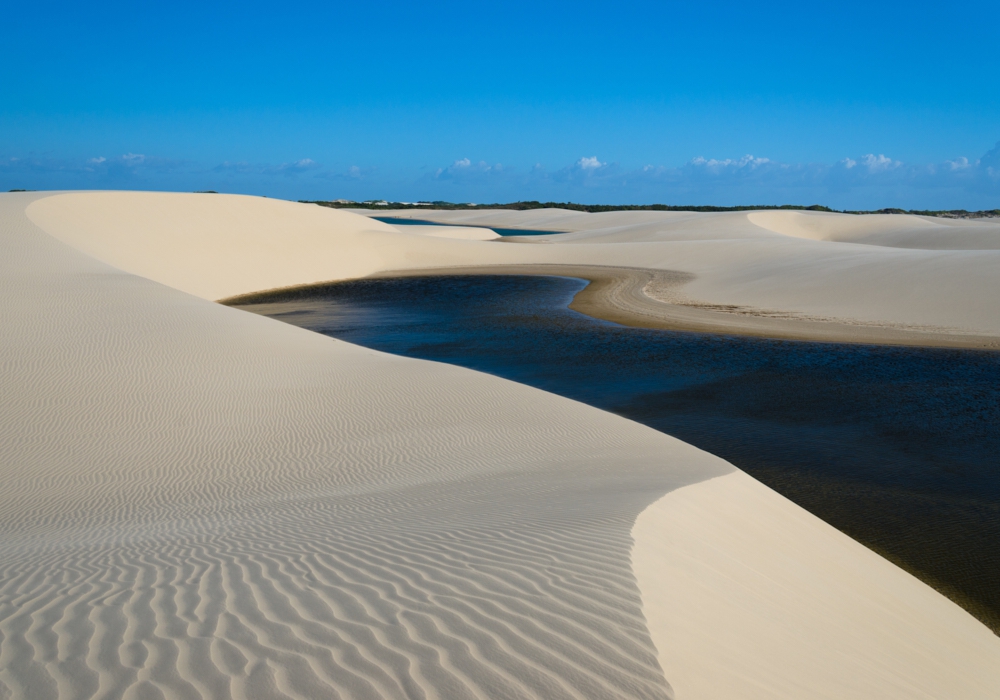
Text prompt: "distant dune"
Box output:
[[1, 191, 998, 699], [352, 206, 1000, 347]]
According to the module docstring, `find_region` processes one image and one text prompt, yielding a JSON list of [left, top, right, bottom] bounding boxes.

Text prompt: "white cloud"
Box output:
[[691, 154, 770, 170], [860, 153, 899, 172], [434, 158, 502, 180], [4, 144, 998, 210], [737, 154, 770, 168], [278, 158, 318, 171], [503, 146, 999, 209], [213, 158, 321, 176]]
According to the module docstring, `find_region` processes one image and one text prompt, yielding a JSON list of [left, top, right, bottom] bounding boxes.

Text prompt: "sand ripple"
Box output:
[[1, 195, 729, 699]]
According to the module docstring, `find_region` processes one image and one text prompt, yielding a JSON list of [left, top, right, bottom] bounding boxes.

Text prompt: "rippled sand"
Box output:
[[2, 191, 999, 699]]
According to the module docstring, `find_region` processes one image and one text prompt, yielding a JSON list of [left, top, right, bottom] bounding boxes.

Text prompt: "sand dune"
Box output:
[[395, 224, 501, 240], [636, 471, 1000, 700], [410, 206, 1000, 249], [357, 263, 1000, 349], [359, 207, 1000, 339], [5, 192, 726, 699], [30, 195, 1000, 342], [3, 191, 1000, 699], [747, 210, 1000, 249]]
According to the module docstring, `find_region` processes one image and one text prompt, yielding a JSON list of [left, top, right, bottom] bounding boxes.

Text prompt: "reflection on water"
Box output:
[[374, 216, 565, 236], [234, 275, 1000, 633]]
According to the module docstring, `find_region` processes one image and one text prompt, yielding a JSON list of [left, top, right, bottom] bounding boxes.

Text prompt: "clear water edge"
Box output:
[[233, 274, 1000, 634]]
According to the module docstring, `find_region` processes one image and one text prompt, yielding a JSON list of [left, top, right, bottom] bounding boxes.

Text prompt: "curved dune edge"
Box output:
[[633, 471, 1000, 699], [394, 224, 501, 240], [358, 207, 1000, 339], [10, 191, 1000, 697], [29, 191, 1000, 346], [334, 265, 1000, 349], [7, 191, 726, 699], [745, 210, 1000, 250], [375, 205, 1000, 251]]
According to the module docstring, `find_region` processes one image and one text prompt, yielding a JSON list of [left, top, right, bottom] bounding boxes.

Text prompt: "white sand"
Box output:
[[360, 207, 1000, 337], [391, 224, 501, 240], [2, 191, 998, 699], [29, 193, 1000, 336], [634, 472, 1000, 700]]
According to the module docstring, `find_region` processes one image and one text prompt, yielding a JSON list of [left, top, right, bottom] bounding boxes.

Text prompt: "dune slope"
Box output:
[[3, 191, 999, 699], [4, 192, 731, 699], [359, 207, 1000, 339]]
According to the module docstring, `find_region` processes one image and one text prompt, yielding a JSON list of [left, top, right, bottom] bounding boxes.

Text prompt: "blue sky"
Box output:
[[2, 0, 998, 208]]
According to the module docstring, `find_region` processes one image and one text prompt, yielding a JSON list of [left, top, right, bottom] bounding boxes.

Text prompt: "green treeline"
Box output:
[[302, 199, 999, 219]]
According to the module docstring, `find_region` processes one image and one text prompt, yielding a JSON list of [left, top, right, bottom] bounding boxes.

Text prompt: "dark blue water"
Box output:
[[374, 216, 564, 237], [233, 274, 1000, 632]]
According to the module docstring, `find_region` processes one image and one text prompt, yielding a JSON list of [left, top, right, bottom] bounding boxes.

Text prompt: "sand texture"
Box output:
[[3, 191, 999, 699], [346, 207, 1000, 346], [345, 264, 1000, 349], [635, 471, 1000, 700]]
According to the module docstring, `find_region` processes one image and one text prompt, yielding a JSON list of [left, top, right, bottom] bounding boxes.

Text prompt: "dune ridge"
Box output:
[[2, 192, 728, 699], [3, 191, 1000, 699], [323, 264, 999, 349], [28, 193, 1000, 342], [355, 207, 1000, 341]]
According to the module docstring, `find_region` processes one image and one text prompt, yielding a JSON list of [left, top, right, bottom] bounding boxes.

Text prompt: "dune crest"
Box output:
[[5, 192, 726, 699], [363, 206, 1000, 337], [29, 194, 1000, 340], [3, 191, 999, 698], [635, 471, 1000, 700], [747, 209, 1000, 250]]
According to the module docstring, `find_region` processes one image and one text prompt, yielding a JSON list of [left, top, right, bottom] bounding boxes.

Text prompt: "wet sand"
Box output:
[[342, 264, 1000, 350]]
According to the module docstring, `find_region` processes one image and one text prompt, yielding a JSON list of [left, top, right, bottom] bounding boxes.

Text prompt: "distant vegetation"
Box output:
[[302, 199, 999, 219], [842, 208, 1000, 219]]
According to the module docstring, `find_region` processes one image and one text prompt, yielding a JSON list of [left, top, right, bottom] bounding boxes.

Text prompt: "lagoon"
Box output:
[[374, 216, 566, 236], [234, 274, 1000, 633]]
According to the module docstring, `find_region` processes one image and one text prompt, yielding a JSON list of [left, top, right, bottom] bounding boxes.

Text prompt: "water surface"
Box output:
[[374, 216, 564, 236], [235, 275, 1000, 632]]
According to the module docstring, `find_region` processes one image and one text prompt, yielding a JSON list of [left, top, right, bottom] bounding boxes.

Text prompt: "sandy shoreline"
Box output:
[[231, 263, 1000, 350], [355, 208, 1000, 344], [4, 191, 999, 699]]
